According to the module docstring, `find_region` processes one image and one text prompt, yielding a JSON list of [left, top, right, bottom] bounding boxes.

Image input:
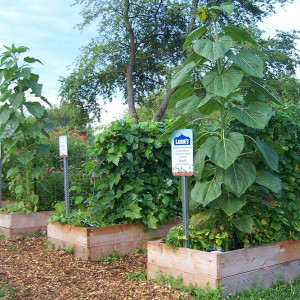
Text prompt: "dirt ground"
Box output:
[[0, 235, 191, 300]]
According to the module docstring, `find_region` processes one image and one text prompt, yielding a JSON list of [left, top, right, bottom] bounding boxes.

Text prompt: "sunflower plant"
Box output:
[[164, 3, 282, 247]]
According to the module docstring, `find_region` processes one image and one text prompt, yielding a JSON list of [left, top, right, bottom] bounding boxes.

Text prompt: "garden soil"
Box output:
[[0, 235, 191, 300]]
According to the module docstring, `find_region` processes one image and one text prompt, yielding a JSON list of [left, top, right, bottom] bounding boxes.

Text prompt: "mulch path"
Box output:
[[0, 235, 191, 300]]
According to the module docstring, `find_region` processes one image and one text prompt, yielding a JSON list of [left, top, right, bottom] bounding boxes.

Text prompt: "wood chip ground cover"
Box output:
[[0, 236, 191, 299]]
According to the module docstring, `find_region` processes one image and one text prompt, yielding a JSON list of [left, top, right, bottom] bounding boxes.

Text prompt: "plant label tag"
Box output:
[[171, 129, 193, 176], [59, 136, 68, 157]]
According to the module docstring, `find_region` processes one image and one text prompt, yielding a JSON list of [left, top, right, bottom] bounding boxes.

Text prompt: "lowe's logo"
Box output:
[[174, 134, 191, 145]]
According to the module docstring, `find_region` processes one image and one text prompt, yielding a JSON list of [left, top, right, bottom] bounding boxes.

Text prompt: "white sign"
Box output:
[[171, 129, 193, 176], [59, 136, 68, 157]]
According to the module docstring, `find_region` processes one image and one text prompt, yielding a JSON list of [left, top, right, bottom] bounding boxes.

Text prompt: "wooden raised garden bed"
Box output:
[[147, 239, 300, 296], [0, 211, 52, 238], [47, 220, 178, 260]]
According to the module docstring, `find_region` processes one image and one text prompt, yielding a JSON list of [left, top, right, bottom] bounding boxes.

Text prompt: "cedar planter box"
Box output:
[[47, 220, 178, 260], [147, 239, 300, 296], [0, 211, 52, 238]]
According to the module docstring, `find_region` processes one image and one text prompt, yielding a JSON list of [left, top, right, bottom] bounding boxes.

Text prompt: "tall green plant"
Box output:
[[0, 45, 49, 212], [165, 4, 281, 235]]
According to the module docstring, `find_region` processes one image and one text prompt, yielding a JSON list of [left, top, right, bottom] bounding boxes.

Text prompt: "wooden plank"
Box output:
[[0, 227, 12, 238], [9, 225, 48, 238], [147, 241, 219, 278], [48, 236, 89, 260], [0, 213, 12, 228], [47, 221, 88, 246], [147, 263, 219, 289], [219, 239, 300, 277], [221, 259, 300, 296], [11, 211, 52, 228]]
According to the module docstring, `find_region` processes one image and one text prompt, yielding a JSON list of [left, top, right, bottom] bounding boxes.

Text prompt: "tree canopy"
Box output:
[[59, 0, 297, 123]]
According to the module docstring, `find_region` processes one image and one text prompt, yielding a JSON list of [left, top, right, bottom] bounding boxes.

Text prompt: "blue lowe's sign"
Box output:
[[174, 134, 191, 146], [171, 129, 193, 176]]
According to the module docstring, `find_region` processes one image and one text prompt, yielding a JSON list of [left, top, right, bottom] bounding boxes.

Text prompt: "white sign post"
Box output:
[[171, 129, 193, 248], [59, 136, 70, 215]]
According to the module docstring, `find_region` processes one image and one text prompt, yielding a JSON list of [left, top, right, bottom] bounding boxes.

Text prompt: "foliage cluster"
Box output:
[[163, 4, 299, 250], [0, 45, 49, 212], [83, 119, 181, 229], [52, 119, 181, 228]]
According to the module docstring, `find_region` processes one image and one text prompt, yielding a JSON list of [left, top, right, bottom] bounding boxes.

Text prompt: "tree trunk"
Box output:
[[154, 89, 175, 121], [154, 0, 200, 122], [124, 0, 139, 123]]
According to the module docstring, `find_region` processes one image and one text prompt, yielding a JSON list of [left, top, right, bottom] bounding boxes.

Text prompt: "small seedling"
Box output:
[[10, 246, 22, 253], [61, 246, 75, 254], [124, 269, 147, 281], [46, 240, 56, 250], [91, 250, 120, 263], [0, 233, 6, 240]]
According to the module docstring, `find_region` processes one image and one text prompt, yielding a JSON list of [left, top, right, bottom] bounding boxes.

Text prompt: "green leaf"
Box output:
[[15, 185, 23, 194], [256, 171, 282, 193], [249, 79, 281, 105], [227, 49, 263, 77], [168, 83, 194, 109], [31, 167, 43, 179], [24, 102, 46, 118], [171, 61, 197, 89], [256, 137, 278, 171], [216, 194, 246, 216], [222, 160, 256, 197], [190, 209, 212, 226], [191, 179, 222, 206], [194, 36, 232, 62], [202, 67, 243, 98], [75, 196, 84, 205], [7, 115, 20, 130], [228, 102, 272, 129], [224, 26, 258, 45], [158, 117, 188, 142], [183, 27, 207, 51], [233, 214, 254, 233], [6, 167, 19, 179], [196, 94, 213, 109], [198, 99, 220, 115], [194, 149, 206, 180], [176, 95, 202, 114], [146, 214, 158, 229], [17, 152, 34, 165], [123, 203, 142, 221], [10, 92, 24, 109], [0, 105, 13, 124], [205, 132, 244, 169], [24, 56, 43, 64]]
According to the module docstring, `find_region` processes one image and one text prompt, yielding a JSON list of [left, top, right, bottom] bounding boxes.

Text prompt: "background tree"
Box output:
[[45, 101, 90, 130], [60, 0, 296, 123]]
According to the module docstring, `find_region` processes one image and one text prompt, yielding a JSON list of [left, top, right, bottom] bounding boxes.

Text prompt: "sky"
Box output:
[[0, 0, 299, 125]]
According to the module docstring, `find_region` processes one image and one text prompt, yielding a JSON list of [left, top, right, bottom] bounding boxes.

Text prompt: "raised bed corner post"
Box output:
[[171, 129, 194, 248], [59, 136, 70, 215]]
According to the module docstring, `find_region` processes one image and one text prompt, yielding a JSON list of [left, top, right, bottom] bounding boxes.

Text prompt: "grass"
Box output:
[[60, 245, 75, 254], [124, 269, 147, 281], [152, 271, 300, 300], [91, 250, 120, 263], [0, 233, 6, 240], [0, 283, 17, 299]]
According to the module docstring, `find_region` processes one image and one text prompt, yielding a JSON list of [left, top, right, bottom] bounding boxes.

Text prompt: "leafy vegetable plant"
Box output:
[[0, 45, 49, 212]]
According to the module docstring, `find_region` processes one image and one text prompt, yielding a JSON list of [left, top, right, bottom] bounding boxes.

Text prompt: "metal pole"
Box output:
[[33, 149, 37, 195], [181, 176, 189, 248], [63, 156, 70, 215]]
